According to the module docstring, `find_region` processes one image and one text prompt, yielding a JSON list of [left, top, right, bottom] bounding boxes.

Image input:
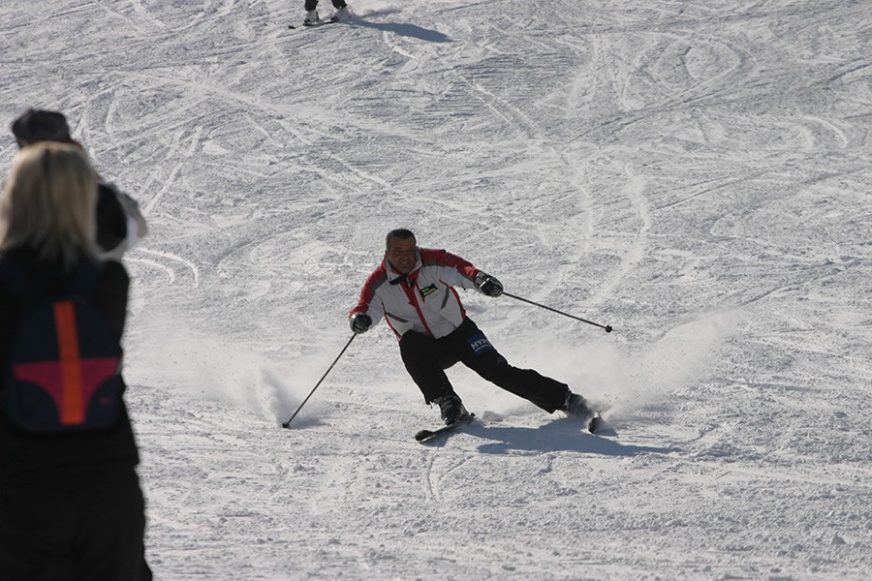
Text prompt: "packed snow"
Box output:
[[3, 0, 872, 578]]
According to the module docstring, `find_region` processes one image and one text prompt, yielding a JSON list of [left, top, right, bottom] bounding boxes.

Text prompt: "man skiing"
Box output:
[[303, 0, 350, 26], [349, 228, 595, 427]]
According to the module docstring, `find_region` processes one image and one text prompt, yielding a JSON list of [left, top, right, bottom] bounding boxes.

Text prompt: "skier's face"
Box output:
[[386, 237, 417, 274]]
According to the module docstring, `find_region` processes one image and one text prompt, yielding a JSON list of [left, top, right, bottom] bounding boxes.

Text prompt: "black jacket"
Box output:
[[0, 248, 139, 487]]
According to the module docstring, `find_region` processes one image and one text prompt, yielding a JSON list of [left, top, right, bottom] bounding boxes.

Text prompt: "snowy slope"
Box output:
[[3, 0, 872, 578]]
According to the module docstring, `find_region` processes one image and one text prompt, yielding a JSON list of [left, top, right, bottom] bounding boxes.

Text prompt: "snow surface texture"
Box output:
[[3, 0, 872, 579]]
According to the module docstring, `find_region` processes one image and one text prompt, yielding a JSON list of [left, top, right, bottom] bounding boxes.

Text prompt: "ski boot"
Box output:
[[563, 392, 595, 423], [303, 9, 320, 26], [332, 5, 351, 22], [435, 393, 470, 426], [563, 392, 602, 432]]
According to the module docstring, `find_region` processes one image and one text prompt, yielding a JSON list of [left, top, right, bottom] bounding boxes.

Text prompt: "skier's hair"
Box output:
[[386, 228, 415, 248], [0, 142, 98, 271]]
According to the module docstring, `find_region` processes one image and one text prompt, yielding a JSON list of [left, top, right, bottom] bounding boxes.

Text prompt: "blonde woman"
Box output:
[[0, 143, 148, 580]]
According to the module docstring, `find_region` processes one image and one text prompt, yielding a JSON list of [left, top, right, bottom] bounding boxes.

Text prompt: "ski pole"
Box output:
[[282, 333, 357, 429], [502, 291, 613, 333]]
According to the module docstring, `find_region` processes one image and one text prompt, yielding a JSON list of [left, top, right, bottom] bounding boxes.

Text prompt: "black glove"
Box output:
[[350, 312, 372, 334], [474, 272, 503, 297]]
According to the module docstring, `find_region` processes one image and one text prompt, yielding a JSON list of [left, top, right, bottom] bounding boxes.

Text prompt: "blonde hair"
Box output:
[[0, 142, 98, 270]]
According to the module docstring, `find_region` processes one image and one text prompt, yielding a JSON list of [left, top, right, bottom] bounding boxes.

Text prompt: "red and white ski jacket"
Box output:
[[350, 248, 481, 339]]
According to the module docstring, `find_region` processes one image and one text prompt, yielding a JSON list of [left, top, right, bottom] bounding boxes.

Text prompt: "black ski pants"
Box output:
[[304, 0, 347, 11], [0, 467, 148, 581], [399, 317, 569, 412]]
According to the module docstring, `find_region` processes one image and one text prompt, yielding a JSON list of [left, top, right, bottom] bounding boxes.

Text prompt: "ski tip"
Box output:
[[414, 412, 476, 442], [414, 429, 434, 441]]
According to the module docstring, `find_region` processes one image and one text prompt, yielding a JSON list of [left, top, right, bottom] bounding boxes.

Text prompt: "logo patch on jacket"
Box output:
[[467, 334, 495, 356], [420, 283, 438, 297]]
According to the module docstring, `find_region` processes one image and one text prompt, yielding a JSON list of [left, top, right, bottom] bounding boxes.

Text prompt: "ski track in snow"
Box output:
[[3, 0, 872, 579]]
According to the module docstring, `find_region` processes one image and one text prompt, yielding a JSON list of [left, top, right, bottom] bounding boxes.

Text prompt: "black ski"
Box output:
[[288, 16, 339, 30], [415, 414, 475, 443]]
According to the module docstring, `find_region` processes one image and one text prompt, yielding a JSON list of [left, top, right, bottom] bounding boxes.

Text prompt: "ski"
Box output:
[[288, 16, 340, 30], [414, 413, 475, 443]]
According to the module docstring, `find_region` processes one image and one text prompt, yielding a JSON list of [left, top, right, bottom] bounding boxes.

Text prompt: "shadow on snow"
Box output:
[[456, 417, 677, 457], [350, 16, 451, 43]]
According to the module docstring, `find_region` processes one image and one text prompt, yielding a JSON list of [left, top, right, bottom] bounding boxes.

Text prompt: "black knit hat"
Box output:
[[11, 109, 73, 146]]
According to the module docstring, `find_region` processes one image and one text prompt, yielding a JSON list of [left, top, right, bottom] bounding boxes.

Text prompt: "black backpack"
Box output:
[[0, 258, 123, 433]]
